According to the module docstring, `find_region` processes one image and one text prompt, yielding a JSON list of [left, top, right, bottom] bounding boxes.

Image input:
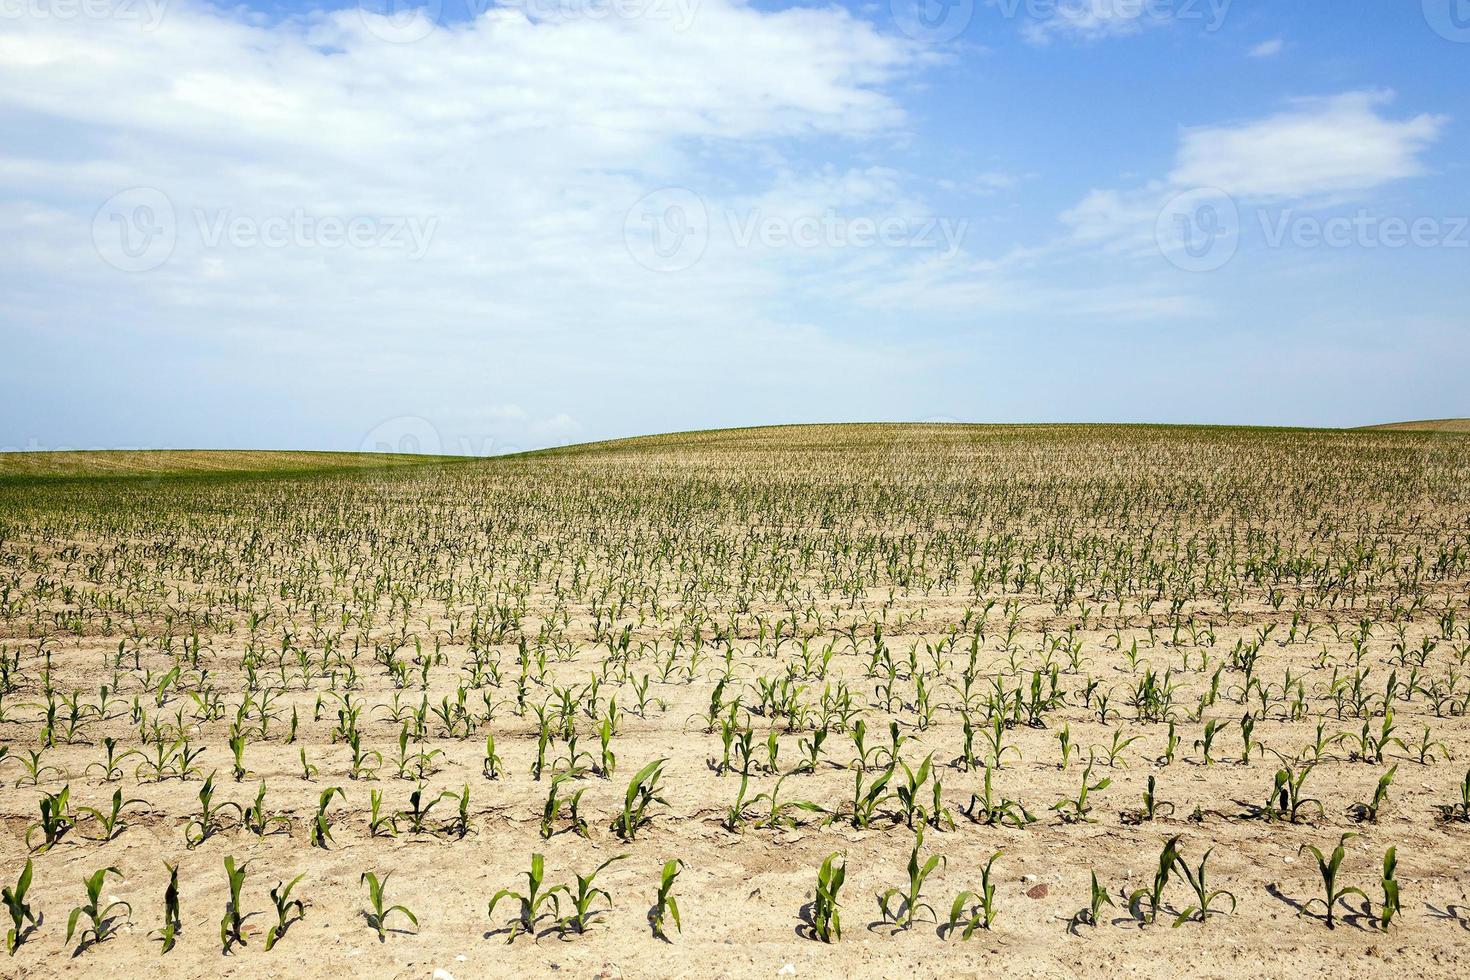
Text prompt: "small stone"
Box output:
[[778, 965, 796, 976], [1021, 874, 1037, 884], [1027, 883, 1049, 899]]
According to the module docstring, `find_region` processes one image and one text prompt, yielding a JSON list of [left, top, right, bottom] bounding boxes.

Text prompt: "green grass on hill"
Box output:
[[0, 449, 463, 479]]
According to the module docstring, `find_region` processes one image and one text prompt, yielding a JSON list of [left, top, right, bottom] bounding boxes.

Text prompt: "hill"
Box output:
[[1360, 418, 1470, 433], [0, 449, 463, 479]]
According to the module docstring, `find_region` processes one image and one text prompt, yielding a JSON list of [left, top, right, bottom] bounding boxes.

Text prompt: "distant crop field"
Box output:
[[0, 424, 1468, 977], [0, 449, 462, 480]]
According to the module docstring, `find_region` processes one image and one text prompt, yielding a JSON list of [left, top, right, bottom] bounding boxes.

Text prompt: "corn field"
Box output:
[[1, 423, 1468, 977]]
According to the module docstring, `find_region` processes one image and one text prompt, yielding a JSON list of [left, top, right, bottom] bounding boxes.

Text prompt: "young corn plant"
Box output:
[[1439, 768, 1470, 822], [1171, 848, 1235, 926], [264, 874, 307, 950], [1298, 834, 1367, 929], [1351, 765, 1397, 823], [1262, 757, 1323, 823], [156, 863, 181, 953], [1128, 835, 1182, 925], [808, 852, 845, 944], [243, 782, 291, 837], [489, 853, 564, 940], [65, 866, 130, 955], [1194, 719, 1228, 766], [3, 859, 38, 955], [945, 850, 1002, 939], [611, 758, 667, 840], [541, 773, 590, 839], [309, 787, 344, 848], [649, 859, 684, 940], [555, 854, 626, 935], [79, 788, 147, 841], [184, 772, 241, 848], [1051, 758, 1110, 824], [1378, 846, 1400, 931], [962, 766, 1035, 828], [220, 856, 249, 953], [481, 732, 503, 780], [879, 829, 945, 929], [25, 785, 73, 852], [361, 871, 417, 941], [1068, 870, 1113, 932]]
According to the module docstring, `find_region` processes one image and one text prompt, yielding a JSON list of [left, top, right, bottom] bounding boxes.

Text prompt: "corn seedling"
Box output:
[[555, 854, 626, 935], [1378, 846, 1400, 931], [155, 862, 181, 953], [3, 859, 37, 955], [1128, 835, 1182, 924], [1171, 847, 1235, 926], [220, 856, 249, 952], [65, 866, 130, 954], [1352, 765, 1397, 823], [809, 852, 845, 943], [879, 828, 945, 928], [361, 871, 417, 941], [1068, 870, 1113, 932], [650, 859, 684, 940], [489, 853, 564, 940], [612, 758, 667, 840], [945, 850, 1002, 939], [1298, 833, 1367, 929]]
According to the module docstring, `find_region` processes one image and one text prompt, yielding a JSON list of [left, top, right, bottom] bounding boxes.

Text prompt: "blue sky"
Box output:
[[1, 0, 1467, 454]]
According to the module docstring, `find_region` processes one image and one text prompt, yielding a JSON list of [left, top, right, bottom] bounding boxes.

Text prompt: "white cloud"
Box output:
[[0, 1, 950, 447], [1056, 90, 1446, 258], [1169, 91, 1445, 199], [1248, 37, 1284, 58]]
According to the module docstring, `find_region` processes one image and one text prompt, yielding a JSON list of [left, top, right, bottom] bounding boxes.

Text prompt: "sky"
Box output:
[[1, 0, 1467, 455]]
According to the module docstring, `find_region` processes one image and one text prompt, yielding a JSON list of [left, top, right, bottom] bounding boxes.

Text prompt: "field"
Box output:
[[1, 423, 1469, 978]]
